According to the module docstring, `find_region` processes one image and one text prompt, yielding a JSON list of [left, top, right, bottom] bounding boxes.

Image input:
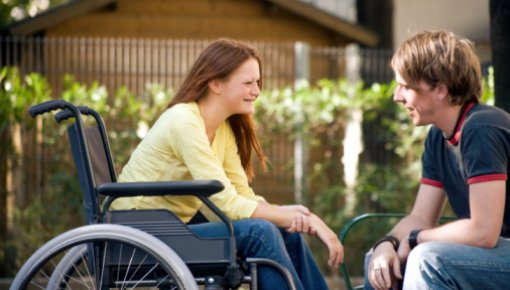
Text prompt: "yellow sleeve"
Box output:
[[168, 107, 260, 220]]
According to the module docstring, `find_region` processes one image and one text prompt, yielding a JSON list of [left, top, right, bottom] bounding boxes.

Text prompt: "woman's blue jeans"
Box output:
[[189, 218, 328, 290], [363, 238, 510, 290]]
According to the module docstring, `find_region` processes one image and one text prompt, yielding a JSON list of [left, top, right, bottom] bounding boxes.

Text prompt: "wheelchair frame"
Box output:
[[10, 100, 295, 290]]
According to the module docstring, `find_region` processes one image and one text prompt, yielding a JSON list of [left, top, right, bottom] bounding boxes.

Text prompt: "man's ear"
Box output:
[[208, 79, 221, 95], [435, 82, 449, 100]]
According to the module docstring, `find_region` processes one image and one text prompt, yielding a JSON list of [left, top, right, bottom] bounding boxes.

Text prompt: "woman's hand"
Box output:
[[308, 214, 344, 268], [252, 203, 342, 266], [278, 205, 316, 235], [278, 204, 310, 215]]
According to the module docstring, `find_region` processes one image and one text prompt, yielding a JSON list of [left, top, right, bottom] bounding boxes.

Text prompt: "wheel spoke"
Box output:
[[10, 224, 198, 290]]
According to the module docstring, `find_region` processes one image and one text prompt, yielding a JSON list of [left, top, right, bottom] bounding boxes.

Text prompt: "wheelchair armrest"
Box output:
[[97, 180, 224, 197], [99, 179, 238, 266]]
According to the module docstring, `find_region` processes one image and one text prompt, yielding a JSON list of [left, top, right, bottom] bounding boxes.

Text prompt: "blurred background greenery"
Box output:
[[0, 66, 495, 278]]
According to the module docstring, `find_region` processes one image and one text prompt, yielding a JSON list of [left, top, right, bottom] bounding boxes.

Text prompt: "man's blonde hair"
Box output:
[[391, 30, 482, 105]]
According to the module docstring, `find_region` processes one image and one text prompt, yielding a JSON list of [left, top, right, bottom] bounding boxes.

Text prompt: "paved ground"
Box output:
[[328, 276, 364, 290], [1, 276, 365, 290], [0, 279, 10, 290]]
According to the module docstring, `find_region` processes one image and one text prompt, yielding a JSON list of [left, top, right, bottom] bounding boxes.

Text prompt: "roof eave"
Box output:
[[266, 0, 379, 47], [3, 0, 117, 36]]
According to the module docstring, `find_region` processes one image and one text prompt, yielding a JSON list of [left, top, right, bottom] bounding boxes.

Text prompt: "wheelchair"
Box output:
[[10, 100, 295, 290]]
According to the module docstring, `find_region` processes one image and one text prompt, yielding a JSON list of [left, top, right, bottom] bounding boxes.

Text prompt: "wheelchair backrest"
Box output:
[[63, 107, 232, 269], [64, 108, 116, 224], [83, 126, 116, 186]]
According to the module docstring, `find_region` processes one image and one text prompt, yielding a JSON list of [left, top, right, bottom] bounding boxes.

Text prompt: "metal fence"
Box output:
[[0, 36, 394, 95], [0, 36, 394, 204]]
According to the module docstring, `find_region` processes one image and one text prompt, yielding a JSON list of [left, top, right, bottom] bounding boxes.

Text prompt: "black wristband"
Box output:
[[408, 229, 422, 249], [372, 235, 400, 251]]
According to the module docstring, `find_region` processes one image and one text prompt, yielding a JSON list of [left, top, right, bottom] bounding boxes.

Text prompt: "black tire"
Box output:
[[9, 224, 198, 290]]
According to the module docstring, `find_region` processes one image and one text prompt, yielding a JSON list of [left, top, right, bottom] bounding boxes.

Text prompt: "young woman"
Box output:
[[112, 38, 343, 290]]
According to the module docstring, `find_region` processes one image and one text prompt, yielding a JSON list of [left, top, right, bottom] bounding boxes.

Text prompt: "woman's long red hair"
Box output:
[[168, 38, 267, 181]]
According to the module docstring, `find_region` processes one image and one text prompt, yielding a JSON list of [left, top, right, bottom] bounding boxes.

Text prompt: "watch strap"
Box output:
[[408, 229, 422, 249]]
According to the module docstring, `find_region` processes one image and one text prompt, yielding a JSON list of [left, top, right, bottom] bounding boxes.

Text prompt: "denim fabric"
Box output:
[[189, 218, 328, 290], [404, 238, 510, 290], [363, 238, 510, 290]]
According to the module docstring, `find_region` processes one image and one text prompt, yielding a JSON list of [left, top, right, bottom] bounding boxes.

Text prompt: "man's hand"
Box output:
[[397, 233, 412, 262], [368, 242, 403, 290]]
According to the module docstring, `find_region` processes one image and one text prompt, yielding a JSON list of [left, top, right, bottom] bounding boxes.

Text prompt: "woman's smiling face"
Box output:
[[218, 57, 261, 115]]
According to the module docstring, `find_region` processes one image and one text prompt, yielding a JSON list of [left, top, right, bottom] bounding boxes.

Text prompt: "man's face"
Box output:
[[393, 72, 439, 126]]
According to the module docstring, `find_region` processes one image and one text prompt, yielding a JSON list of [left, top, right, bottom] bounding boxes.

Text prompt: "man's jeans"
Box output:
[[363, 238, 510, 290], [189, 218, 328, 290]]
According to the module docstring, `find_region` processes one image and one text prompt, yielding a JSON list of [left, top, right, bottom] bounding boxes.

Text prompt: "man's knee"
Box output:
[[406, 242, 445, 275]]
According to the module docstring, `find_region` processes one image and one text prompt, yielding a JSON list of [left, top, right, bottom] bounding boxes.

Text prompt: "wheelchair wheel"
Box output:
[[9, 224, 198, 290]]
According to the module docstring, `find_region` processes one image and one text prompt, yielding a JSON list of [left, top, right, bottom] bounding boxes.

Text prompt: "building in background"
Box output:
[[307, 0, 490, 62], [0, 0, 388, 211], [1, 0, 378, 47], [393, 0, 490, 63]]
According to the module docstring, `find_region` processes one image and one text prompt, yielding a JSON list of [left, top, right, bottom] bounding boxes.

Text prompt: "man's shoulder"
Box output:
[[470, 103, 509, 117], [465, 104, 510, 129]]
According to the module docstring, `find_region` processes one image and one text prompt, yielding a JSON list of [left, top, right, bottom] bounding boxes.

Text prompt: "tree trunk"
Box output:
[[0, 130, 7, 240], [357, 0, 394, 48], [0, 127, 9, 275], [490, 0, 510, 112]]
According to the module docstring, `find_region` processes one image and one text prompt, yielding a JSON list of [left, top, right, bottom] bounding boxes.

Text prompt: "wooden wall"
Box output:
[[46, 0, 349, 46]]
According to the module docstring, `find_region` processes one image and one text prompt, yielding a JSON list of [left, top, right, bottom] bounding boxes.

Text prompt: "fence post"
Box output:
[[343, 43, 363, 215], [293, 42, 310, 205]]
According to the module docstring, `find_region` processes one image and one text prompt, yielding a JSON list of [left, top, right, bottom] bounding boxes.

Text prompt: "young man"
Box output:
[[365, 30, 510, 290]]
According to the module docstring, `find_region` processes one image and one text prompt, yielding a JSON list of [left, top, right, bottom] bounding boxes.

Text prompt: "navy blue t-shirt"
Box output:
[[421, 103, 510, 237]]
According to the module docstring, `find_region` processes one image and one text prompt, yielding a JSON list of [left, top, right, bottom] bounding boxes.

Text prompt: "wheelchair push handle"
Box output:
[[55, 106, 93, 123], [29, 100, 70, 117]]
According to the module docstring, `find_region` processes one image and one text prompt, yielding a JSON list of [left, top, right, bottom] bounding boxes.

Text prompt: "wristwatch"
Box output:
[[408, 229, 422, 249]]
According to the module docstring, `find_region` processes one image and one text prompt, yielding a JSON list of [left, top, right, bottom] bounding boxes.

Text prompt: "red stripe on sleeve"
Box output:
[[421, 178, 444, 188], [467, 174, 507, 184]]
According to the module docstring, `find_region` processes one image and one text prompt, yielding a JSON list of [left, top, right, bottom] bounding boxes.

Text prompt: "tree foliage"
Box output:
[[0, 0, 69, 28]]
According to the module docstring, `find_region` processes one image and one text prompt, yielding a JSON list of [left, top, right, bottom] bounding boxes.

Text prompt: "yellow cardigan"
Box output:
[[111, 102, 265, 223]]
